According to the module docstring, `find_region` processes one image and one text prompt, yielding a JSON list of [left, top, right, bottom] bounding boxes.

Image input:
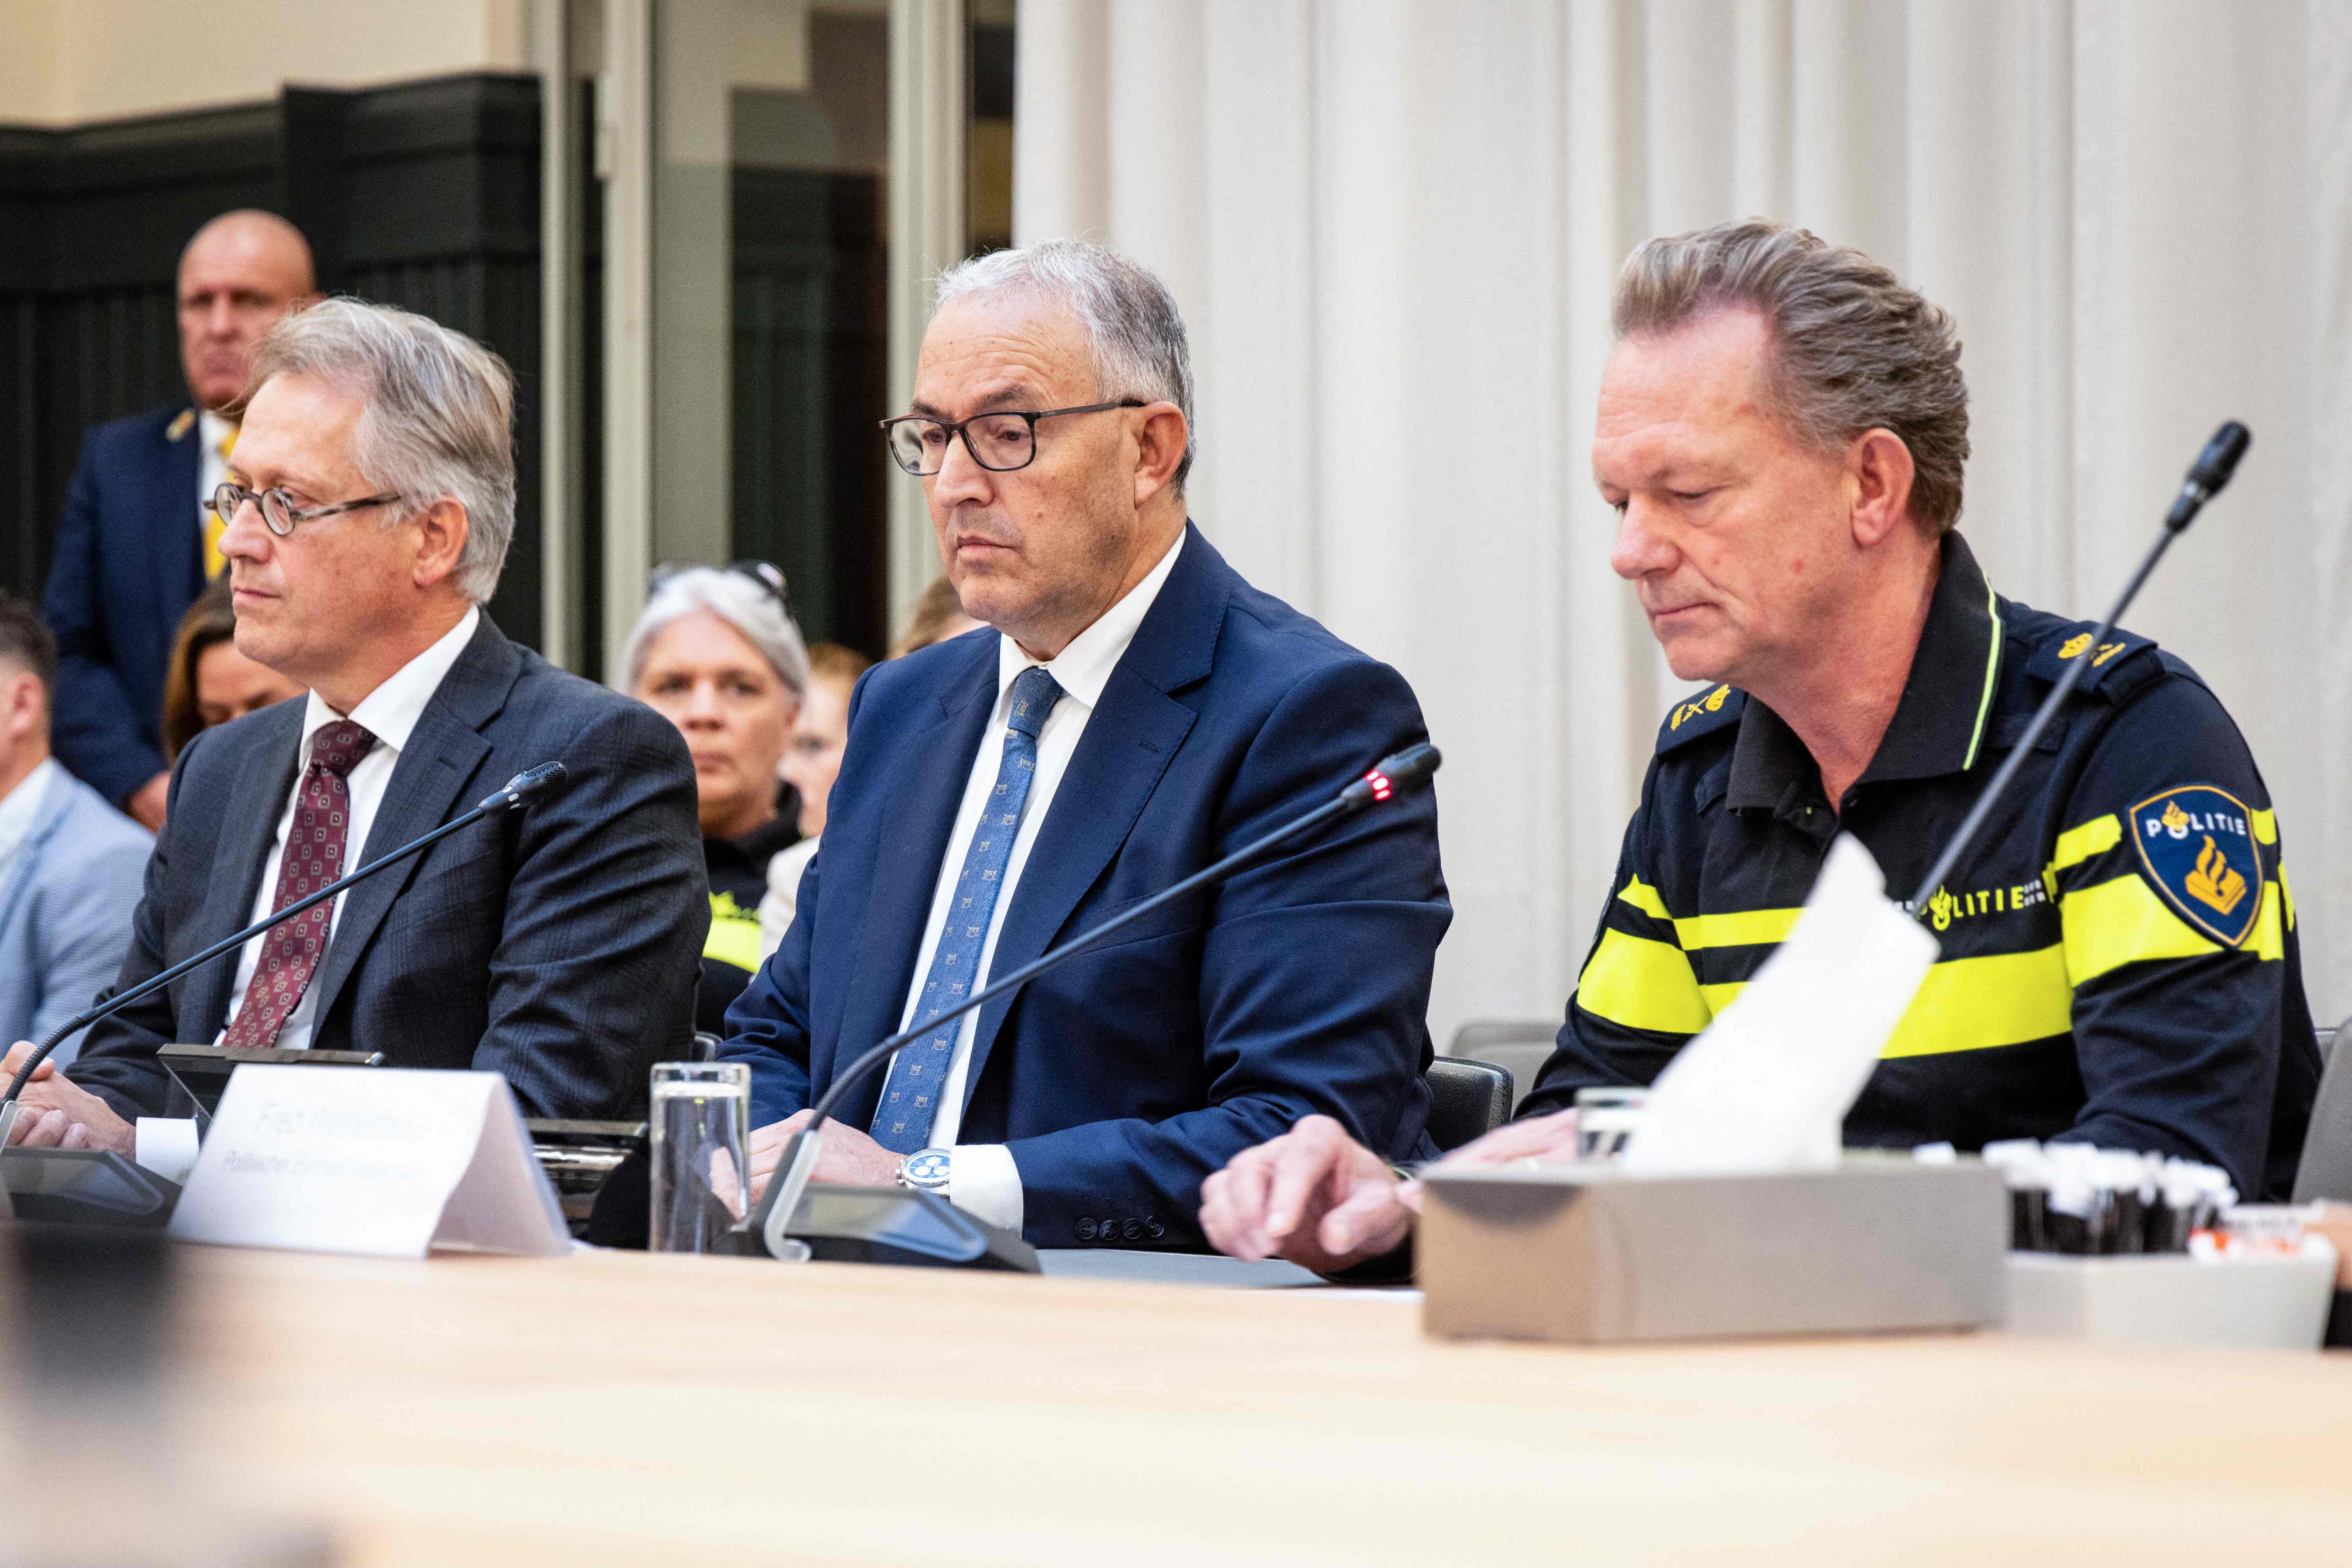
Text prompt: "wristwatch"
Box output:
[[897, 1147, 953, 1193]]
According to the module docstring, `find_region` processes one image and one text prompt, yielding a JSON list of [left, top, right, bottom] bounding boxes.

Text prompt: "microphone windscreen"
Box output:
[[2188, 421, 2251, 494]]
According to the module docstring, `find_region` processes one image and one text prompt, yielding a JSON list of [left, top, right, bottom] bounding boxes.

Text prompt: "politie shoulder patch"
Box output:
[[2129, 785, 2262, 947]]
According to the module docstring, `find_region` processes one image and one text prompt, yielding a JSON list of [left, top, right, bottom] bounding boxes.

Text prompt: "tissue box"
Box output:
[[1419, 1157, 2007, 1344], [2003, 1243, 2338, 1350]]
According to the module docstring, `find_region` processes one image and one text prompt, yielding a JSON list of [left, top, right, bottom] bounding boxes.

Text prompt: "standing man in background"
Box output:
[[44, 210, 317, 828]]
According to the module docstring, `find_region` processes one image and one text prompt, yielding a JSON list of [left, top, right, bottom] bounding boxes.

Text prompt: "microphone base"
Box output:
[[0, 1147, 181, 1228], [756, 1184, 1039, 1273]]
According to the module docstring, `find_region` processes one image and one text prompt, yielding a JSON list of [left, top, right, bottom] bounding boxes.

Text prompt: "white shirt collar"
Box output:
[[198, 408, 236, 454], [993, 530, 1186, 713], [297, 606, 481, 764], [0, 757, 59, 866]]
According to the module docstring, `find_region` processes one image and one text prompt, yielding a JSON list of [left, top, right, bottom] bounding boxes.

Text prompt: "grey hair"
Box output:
[[247, 297, 517, 600], [620, 568, 811, 702], [1613, 220, 1971, 536], [932, 238, 1195, 490]]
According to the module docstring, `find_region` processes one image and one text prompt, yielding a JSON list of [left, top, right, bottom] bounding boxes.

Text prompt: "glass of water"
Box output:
[[648, 1061, 752, 1252], [1575, 1086, 1650, 1163]]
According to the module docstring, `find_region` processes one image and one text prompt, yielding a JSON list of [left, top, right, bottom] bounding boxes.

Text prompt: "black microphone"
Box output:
[[1907, 422, 2249, 914], [0, 762, 571, 1144], [736, 742, 1443, 1261]]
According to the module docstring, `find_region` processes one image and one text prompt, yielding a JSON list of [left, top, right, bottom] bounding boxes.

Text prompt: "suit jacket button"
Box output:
[[1144, 1218, 1165, 1240], [1076, 1219, 1097, 1241], [1121, 1219, 1144, 1242]]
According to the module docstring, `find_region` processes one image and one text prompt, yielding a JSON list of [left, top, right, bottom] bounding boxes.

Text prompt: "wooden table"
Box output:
[[154, 1245, 2352, 1565]]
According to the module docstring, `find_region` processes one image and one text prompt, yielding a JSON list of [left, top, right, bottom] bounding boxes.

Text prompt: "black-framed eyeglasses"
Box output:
[[879, 400, 1145, 476], [212, 481, 406, 539], [649, 558, 789, 606]]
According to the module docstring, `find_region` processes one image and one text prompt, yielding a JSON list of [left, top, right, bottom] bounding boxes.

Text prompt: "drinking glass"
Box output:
[[648, 1061, 752, 1252]]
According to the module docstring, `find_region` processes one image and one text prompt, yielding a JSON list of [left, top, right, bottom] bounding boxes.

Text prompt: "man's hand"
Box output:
[[126, 773, 169, 833], [743, 1109, 903, 1202], [1200, 1106, 1588, 1273], [1200, 1115, 1417, 1273], [0, 1042, 135, 1154]]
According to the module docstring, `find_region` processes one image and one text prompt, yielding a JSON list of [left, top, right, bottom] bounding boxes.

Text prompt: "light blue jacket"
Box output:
[[0, 764, 152, 1063]]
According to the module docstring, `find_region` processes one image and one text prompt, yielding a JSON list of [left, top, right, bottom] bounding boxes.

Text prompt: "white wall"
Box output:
[[0, 0, 532, 124], [1015, 0, 2352, 1042]]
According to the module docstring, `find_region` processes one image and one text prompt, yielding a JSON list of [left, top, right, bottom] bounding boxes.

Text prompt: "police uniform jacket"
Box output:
[[1526, 532, 2320, 1200]]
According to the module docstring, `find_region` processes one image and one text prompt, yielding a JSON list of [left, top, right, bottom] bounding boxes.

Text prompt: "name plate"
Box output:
[[167, 1065, 570, 1259]]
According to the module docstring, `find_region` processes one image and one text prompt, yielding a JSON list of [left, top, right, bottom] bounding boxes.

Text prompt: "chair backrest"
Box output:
[[2293, 1017, 2352, 1202], [1447, 1018, 1560, 1113], [1425, 1055, 1513, 1152]]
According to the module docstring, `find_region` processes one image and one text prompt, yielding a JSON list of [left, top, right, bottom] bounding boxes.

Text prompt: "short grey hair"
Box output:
[[1613, 220, 1971, 536], [620, 567, 811, 702], [248, 297, 518, 599], [932, 239, 1195, 490]]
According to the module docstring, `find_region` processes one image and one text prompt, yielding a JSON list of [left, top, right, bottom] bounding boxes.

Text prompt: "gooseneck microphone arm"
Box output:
[[738, 742, 1444, 1254], [1905, 421, 2251, 916], [0, 762, 570, 1140]]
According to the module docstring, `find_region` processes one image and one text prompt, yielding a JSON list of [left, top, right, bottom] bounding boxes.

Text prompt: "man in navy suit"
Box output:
[[720, 240, 1450, 1251], [4, 298, 705, 1156], [43, 210, 317, 828]]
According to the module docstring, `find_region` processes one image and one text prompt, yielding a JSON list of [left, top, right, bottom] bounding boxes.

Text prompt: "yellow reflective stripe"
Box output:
[[1699, 980, 1746, 1013], [2280, 865, 2296, 932], [2253, 808, 2277, 845], [2049, 814, 2121, 875], [2254, 881, 2284, 961], [1576, 929, 1713, 1034], [1674, 907, 1802, 950], [2061, 873, 2220, 981], [1616, 877, 1672, 923], [704, 895, 764, 973], [1878, 945, 2073, 1058]]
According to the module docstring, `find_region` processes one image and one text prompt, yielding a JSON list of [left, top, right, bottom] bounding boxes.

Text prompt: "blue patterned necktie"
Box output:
[[871, 665, 1065, 1154]]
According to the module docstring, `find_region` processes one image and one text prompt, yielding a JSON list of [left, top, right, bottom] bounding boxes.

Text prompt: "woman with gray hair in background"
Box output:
[[622, 563, 811, 1036]]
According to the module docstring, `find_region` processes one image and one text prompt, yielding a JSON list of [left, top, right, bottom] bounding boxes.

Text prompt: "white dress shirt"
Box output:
[[214, 607, 480, 1052], [0, 758, 58, 872], [898, 531, 1186, 1234], [198, 410, 234, 506]]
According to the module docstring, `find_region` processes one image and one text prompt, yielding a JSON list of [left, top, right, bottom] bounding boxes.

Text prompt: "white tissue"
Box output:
[[1620, 834, 1938, 1176]]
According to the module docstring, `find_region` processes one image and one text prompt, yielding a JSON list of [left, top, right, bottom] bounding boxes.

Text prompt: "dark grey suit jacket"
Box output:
[[70, 615, 708, 1120]]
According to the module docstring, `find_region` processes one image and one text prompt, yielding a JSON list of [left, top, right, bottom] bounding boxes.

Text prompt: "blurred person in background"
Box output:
[[759, 640, 872, 955], [625, 564, 813, 1035], [44, 210, 318, 828], [159, 578, 305, 764], [0, 593, 152, 1067], [890, 572, 983, 657]]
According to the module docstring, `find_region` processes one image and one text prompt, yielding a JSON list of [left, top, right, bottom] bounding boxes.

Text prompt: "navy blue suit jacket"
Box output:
[[719, 526, 1451, 1250], [43, 404, 208, 806], [69, 616, 710, 1121]]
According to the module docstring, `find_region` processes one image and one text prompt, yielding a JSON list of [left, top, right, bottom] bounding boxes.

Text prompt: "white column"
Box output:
[[887, 0, 967, 631]]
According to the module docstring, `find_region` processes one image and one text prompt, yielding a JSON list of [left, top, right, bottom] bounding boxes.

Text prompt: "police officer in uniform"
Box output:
[[1198, 220, 2320, 1275]]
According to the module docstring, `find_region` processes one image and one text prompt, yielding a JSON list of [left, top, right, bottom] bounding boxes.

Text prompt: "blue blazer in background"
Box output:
[[0, 765, 153, 1064], [720, 524, 1453, 1250], [43, 404, 206, 807]]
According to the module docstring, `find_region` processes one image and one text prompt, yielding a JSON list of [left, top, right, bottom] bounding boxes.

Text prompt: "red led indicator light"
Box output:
[[1365, 770, 1393, 801]]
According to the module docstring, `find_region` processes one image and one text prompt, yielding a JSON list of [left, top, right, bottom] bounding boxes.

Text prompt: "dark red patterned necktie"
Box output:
[[223, 719, 378, 1049]]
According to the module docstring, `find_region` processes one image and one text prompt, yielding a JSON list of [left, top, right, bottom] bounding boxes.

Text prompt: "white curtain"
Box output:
[[1014, 0, 2352, 1042]]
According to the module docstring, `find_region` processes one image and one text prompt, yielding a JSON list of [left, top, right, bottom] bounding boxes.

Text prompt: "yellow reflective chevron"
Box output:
[[1674, 907, 1802, 951], [2061, 873, 2220, 980], [2049, 814, 2121, 875], [2253, 808, 2277, 846], [1615, 877, 1672, 922], [1879, 945, 2073, 1057], [2280, 866, 2296, 932], [1575, 929, 1713, 1034], [704, 892, 764, 973], [2254, 880, 2284, 960]]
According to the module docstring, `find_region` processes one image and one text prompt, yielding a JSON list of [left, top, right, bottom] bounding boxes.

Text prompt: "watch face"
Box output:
[[903, 1149, 952, 1187]]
